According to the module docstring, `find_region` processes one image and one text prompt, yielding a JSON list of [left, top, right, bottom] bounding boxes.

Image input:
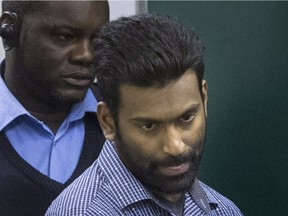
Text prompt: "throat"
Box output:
[[151, 189, 184, 203], [150, 190, 186, 216], [29, 111, 68, 134]]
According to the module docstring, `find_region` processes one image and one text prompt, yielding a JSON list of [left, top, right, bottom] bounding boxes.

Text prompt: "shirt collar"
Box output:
[[67, 88, 97, 122], [0, 60, 28, 131], [189, 178, 218, 213], [98, 140, 152, 210], [99, 140, 219, 213]]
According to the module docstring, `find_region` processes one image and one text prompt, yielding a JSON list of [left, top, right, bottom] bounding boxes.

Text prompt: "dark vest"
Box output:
[[0, 85, 105, 216]]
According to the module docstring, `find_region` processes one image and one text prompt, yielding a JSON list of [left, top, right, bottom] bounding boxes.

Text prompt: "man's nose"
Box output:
[[162, 126, 186, 156], [70, 39, 93, 66]]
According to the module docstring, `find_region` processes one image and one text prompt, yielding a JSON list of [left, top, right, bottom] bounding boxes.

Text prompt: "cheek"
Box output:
[[21, 45, 51, 74], [117, 136, 152, 171], [120, 132, 153, 156], [123, 129, 162, 155], [21, 36, 67, 70], [117, 127, 157, 165], [184, 117, 206, 151]]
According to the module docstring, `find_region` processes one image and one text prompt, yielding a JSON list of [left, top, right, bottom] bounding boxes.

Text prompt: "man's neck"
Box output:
[[149, 189, 186, 216], [28, 110, 68, 134], [150, 189, 183, 203]]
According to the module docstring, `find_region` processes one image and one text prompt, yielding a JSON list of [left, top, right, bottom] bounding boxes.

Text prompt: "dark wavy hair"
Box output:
[[93, 13, 205, 121]]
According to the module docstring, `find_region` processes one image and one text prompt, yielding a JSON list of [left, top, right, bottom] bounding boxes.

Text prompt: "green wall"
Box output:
[[148, 1, 288, 215]]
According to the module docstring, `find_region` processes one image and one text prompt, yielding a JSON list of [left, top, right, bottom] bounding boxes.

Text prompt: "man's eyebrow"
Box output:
[[52, 25, 76, 31], [51, 25, 100, 35], [176, 104, 200, 118], [130, 103, 200, 123], [130, 116, 158, 123]]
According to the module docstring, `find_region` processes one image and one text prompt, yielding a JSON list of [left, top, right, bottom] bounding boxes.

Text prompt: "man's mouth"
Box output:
[[158, 162, 190, 176], [63, 77, 91, 87], [63, 72, 93, 87]]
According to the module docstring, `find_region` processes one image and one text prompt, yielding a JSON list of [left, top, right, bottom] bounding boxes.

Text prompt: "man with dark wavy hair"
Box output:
[[46, 14, 243, 216], [0, 1, 109, 215]]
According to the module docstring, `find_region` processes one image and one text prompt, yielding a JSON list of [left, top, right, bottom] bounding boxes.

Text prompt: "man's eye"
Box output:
[[91, 34, 98, 41], [57, 33, 74, 42], [180, 114, 195, 123], [142, 122, 156, 131]]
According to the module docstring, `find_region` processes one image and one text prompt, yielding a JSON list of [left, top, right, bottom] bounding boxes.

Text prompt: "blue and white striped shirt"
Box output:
[[46, 140, 243, 216]]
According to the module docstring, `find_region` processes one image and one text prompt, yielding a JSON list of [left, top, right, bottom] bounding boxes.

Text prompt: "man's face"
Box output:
[[115, 71, 207, 195], [15, 1, 109, 106]]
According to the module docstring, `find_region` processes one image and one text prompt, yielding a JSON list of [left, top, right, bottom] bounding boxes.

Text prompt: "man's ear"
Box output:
[[201, 80, 208, 117], [97, 102, 116, 141], [0, 11, 18, 51]]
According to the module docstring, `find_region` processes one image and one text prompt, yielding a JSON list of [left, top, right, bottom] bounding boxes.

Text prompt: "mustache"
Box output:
[[151, 151, 201, 167]]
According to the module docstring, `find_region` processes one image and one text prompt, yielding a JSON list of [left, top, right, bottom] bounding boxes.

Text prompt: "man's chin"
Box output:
[[48, 95, 85, 108], [143, 171, 196, 194], [54, 89, 88, 105]]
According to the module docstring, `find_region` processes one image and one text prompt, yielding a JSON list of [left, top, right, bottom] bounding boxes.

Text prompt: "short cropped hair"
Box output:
[[2, 0, 45, 28], [93, 14, 205, 120]]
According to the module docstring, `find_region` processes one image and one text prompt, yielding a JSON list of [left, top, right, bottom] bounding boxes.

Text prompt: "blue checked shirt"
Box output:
[[46, 141, 243, 216]]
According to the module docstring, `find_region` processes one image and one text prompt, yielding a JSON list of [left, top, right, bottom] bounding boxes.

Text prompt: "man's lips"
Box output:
[[63, 73, 93, 87], [158, 162, 189, 176], [63, 77, 91, 87]]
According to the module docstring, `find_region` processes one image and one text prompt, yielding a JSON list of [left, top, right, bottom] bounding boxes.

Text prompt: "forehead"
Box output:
[[24, 1, 109, 28], [119, 71, 202, 120]]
